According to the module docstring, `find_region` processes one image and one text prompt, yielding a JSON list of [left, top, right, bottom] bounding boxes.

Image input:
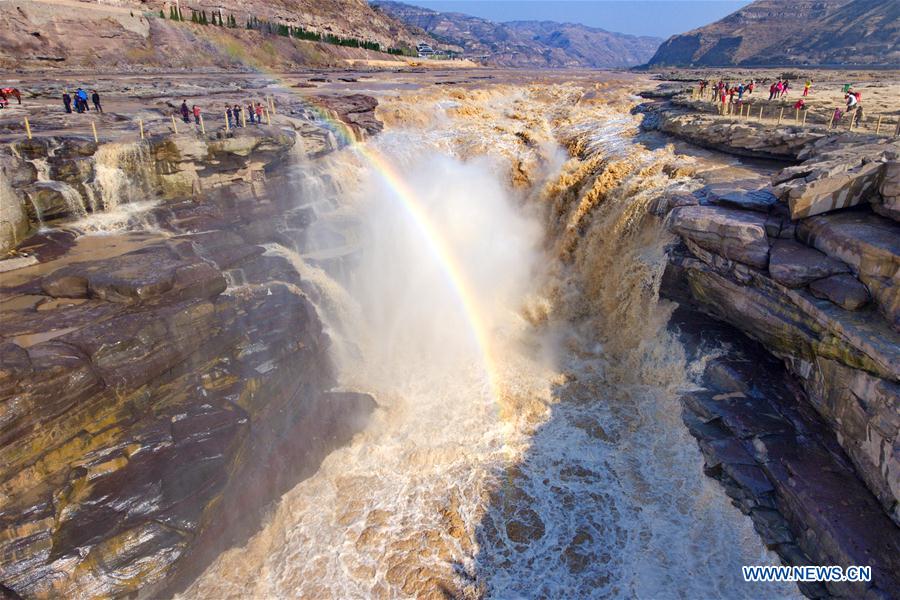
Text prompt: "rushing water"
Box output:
[[182, 87, 799, 599]]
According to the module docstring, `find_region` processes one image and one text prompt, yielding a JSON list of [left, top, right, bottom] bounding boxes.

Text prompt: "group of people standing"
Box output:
[[227, 102, 267, 127], [699, 74, 871, 130], [62, 88, 102, 113], [699, 79, 756, 109], [179, 100, 268, 128]]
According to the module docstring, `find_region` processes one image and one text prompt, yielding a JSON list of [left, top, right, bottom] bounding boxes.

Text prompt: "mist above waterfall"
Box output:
[[184, 85, 798, 600]]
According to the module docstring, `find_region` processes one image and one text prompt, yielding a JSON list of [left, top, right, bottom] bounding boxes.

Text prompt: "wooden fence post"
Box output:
[[24, 117, 32, 140], [802, 110, 808, 126], [171, 115, 178, 134], [795, 108, 800, 123], [777, 107, 784, 125], [225, 111, 230, 132], [241, 108, 247, 128], [759, 106, 763, 121], [91, 121, 98, 143], [265, 107, 271, 125], [199, 114, 206, 135], [828, 112, 835, 130], [875, 115, 882, 135], [139, 119, 144, 140]]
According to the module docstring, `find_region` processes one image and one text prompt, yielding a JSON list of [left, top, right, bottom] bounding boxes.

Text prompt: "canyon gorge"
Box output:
[[1, 70, 898, 600]]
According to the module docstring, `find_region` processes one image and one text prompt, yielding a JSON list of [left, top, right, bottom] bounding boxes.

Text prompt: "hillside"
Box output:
[[372, 1, 661, 68], [647, 0, 900, 67], [0, 0, 443, 71]]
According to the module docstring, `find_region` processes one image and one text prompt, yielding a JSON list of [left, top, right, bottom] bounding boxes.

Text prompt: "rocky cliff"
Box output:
[[372, 1, 661, 68], [647, 0, 900, 68], [0, 0, 438, 71], [0, 98, 382, 598], [635, 92, 900, 597]]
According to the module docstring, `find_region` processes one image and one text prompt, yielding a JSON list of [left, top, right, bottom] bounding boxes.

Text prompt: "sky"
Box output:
[[400, 0, 753, 39]]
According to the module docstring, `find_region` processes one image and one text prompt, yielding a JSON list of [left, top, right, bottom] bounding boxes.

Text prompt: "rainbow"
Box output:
[[192, 42, 505, 409]]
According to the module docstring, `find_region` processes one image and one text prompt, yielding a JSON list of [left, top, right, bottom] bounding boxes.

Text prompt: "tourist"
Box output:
[[226, 105, 234, 128], [832, 107, 843, 126], [76, 88, 89, 111], [192, 104, 201, 124], [62, 91, 72, 113], [854, 103, 864, 127], [91, 90, 102, 113], [747, 80, 755, 95], [803, 79, 812, 97], [842, 83, 852, 94], [846, 92, 858, 111], [1, 87, 21, 104], [255, 102, 264, 124], [181, 100, 190, 123], [737, 83, 745, 101], [768, 82, 777, 101], [247, 102, 255, 124], [233, 104, 243, 126], [781, 80, 790, 97]]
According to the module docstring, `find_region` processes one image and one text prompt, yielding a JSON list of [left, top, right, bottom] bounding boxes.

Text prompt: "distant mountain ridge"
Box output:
[[647, 0, 900, 67], [371, 1, 662, 68]]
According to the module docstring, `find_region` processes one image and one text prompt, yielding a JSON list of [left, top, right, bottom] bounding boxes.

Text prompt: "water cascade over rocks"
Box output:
[[184, 87, 798, 599]]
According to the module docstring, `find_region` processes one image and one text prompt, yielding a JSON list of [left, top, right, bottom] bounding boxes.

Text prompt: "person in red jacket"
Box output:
[[192, 104, 201, 124], [255, 102, 264, 123]]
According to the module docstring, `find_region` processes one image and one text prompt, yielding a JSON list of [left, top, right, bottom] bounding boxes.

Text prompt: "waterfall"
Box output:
[[183, 87, 799, 599], [92, 142, 152, 212]]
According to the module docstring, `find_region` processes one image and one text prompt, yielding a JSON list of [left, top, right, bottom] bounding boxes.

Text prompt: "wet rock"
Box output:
[[768, 240, 850, 288], [24, 182, 84, 222], [0, 164, 30, 254], [809, 274, 871, 310], [649, 192, 697, 216], [41, 243, 226, 305], [666, 252, 900, 526], [668, 205, 769, 269], [672, 309, 900, 599], [874, 161, 900, 222], [797, 210, 899, 329], [700, 181, 778, 213], [314, 94, 383, 139], [48, 156, 94, 187]]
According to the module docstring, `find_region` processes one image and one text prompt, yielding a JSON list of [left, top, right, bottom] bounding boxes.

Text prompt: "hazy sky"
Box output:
[[400, 1, 753, 39]]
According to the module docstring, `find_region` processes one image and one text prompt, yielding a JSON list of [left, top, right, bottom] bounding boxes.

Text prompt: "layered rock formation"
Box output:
[[647, 0, 900, 67], [640, 91, 900, 597], [0, 99, 382, 598], [0, 0, 435, 71]]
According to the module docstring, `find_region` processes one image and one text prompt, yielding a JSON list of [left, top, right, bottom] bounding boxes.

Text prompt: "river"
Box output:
[[178, 80, 800, 599]]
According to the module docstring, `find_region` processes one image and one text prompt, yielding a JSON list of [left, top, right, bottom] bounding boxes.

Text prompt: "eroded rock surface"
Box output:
[[0, 97, 383, 598], [668, 205, 770, 269], [673, 309, 900, 600], [647, 95, 900, 556]]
